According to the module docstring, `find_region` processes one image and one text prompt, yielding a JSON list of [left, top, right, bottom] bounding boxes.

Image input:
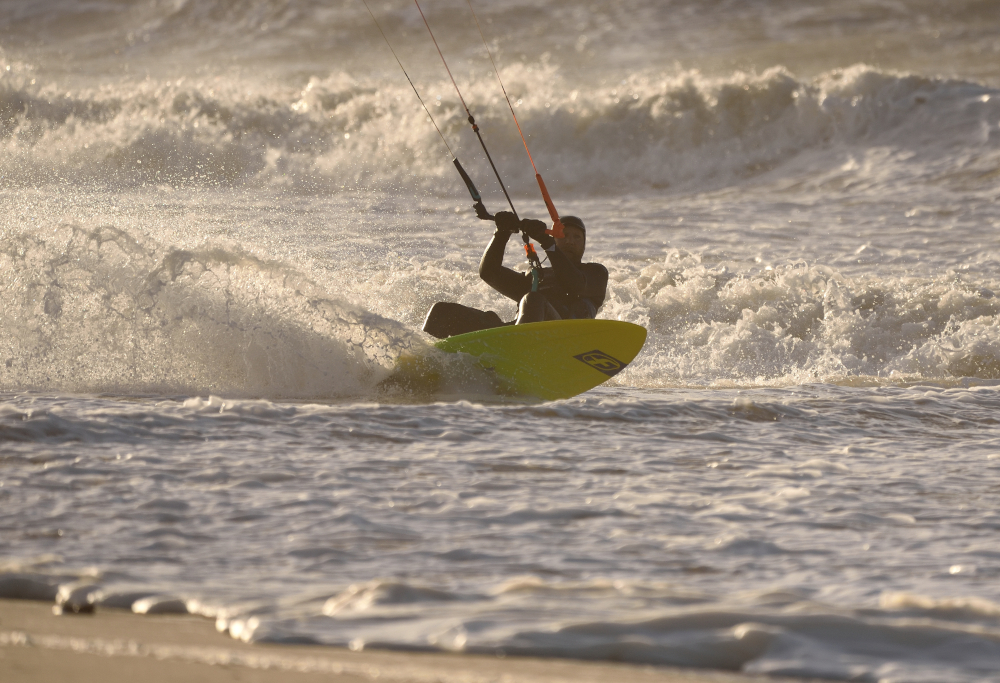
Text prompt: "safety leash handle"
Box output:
[[453, 158, 481, 202], [454, 158, 493, 220]]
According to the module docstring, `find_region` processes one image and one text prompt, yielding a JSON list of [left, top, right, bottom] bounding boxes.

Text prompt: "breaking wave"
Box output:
[[5, 220, 1000, 396], [607, 251, 1000, 387], [2, 62, 998, 195], [0, 222, 417, 398]]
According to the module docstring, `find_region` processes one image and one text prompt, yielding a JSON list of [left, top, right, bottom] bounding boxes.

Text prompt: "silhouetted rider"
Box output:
[[480, 212, 608, 324]]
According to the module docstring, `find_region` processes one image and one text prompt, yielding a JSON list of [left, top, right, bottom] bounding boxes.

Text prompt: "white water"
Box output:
[[3, 1, 1000, 681]]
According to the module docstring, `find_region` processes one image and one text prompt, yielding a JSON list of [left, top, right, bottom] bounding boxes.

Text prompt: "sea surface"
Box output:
[[3, 1, 1000, 681]]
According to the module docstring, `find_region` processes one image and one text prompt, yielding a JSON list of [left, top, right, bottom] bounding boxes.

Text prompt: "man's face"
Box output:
[[555, 225, 586, 263]]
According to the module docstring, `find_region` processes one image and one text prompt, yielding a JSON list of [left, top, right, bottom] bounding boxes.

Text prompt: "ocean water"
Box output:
[[3, 1, 1000, 681]]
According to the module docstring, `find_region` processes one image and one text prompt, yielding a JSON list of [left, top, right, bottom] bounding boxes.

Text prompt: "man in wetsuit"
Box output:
[[480, 212, 608, 324]]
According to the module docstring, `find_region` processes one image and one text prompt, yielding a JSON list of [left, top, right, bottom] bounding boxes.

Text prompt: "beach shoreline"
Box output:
[[0, 598, 809, 683]]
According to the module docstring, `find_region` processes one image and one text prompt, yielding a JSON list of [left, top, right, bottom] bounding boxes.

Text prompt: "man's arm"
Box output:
[[479, 228, 531, 303]]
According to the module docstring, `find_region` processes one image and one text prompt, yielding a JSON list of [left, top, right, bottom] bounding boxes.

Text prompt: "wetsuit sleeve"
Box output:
[[547, 249, 609, 308], [479, 230, 531, 302]]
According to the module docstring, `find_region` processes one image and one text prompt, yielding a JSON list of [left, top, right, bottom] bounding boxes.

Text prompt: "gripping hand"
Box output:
[[520, 218, 555, 250], [493, 211, 521, 234]]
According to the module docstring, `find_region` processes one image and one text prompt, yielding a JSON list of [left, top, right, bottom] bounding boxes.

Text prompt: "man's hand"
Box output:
[[494, 211, 520, 234], [520, 219, 555, 250]]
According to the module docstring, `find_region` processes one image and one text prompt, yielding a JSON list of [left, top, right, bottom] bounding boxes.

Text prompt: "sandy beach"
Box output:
[[0, 599, 809, 683]]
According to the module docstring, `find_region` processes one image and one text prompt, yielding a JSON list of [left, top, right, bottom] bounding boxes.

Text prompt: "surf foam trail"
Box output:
[[0, 223, 417, 398]]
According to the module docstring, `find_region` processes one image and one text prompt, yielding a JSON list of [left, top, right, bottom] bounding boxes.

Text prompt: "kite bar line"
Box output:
[[360, 0, 489, 214], [465, 0, 565, 238], [413, 0, 519, 220], [362, 0, 451, 156]]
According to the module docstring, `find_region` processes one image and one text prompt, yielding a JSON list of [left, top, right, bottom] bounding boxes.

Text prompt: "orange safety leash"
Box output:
[[465, 0, 565, 239]]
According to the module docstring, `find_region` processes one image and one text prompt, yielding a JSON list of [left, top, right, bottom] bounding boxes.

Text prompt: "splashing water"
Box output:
[[0, 221, 417, 397]]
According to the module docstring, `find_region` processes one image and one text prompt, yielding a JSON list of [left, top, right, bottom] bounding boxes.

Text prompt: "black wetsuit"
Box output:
[[479, 230, 609, 320]]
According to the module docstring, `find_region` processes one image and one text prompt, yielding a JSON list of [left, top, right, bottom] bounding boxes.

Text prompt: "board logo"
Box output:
[[574, 349, 627, 377]]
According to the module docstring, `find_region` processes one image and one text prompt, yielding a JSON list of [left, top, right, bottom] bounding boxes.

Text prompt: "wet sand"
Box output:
[[0, 599, 808, 683]]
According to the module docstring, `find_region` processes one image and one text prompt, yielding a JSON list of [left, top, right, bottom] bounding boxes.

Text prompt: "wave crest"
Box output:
[[2, 64, 997, 194]]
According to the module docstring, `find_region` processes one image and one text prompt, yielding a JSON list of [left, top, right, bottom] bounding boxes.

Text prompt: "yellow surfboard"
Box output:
[[434, 319, 647, 400]]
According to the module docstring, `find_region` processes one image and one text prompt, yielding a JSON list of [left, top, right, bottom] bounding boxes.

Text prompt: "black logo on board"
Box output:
[[574, 349, 627, 377]]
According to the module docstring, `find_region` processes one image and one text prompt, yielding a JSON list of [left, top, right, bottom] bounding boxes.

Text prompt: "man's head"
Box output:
[[555, 215, 586, 263]]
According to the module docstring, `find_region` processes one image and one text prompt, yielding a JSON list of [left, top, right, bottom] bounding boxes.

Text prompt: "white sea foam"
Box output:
[[2, 63, 997, 197], [6, 215, 1000, 395]]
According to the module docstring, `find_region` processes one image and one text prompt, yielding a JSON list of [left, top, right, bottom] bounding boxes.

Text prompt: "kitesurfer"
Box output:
[[480, 212, 608, 324], [420, 212, 608, 339]]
